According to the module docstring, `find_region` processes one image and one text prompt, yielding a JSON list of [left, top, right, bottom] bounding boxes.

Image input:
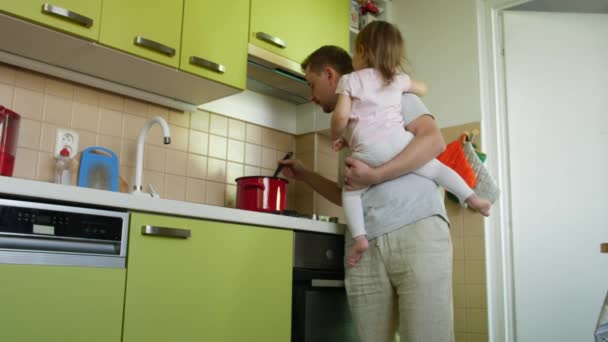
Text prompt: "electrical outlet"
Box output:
[[54, 129, 79, 158]]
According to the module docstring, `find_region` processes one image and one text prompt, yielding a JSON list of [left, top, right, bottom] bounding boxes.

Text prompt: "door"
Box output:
[[250, 0, 349, 63], [123, 212, 293, 342], [0, 264, 125, 342], [99, 0, 183, 67], [503, 11, 608, 341], [0, 0, 102, 40], [180, 0, 249, 89], [292, 273, 356, 342]]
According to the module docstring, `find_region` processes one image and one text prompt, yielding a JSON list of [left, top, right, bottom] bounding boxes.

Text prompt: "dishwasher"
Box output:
[[0, 196, 129, 342]]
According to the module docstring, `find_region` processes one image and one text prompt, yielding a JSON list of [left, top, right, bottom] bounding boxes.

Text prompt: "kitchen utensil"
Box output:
[[77, 147, 119, 191], [0, 106, 20, 177], [235, 176, 289, 213], [272, 151, 293, 178]]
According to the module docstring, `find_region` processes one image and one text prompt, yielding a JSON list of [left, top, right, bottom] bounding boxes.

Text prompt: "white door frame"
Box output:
[[475, 1, 532, 341]]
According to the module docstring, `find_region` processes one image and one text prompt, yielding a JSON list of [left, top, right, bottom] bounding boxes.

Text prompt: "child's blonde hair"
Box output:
[[355, 21, 410, 85]]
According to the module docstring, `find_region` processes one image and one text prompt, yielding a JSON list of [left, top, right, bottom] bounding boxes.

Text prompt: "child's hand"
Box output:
[[332, 137, 347, 152]]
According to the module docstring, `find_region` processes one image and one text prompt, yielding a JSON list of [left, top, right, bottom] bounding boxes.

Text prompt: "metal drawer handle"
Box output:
[[134, 36, 176, 57], [311, 279, 344, 288], [41, 3, 93, 28], [141, 225, 191, 239], [255, 32, 287, 49], [189, 56, 226, 74]]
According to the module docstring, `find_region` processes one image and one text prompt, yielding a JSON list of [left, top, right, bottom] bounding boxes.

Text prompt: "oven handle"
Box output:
[[311, 279, 345, 288]]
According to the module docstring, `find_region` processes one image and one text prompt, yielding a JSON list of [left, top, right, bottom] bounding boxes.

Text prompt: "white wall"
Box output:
[[392, 0, 482, 128]]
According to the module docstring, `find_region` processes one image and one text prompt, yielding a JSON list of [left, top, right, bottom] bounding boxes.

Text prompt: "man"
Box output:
[[279, 46, 454, 342]]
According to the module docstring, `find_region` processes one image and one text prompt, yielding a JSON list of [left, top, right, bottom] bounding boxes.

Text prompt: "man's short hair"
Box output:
[[301, 46, 354, 76]]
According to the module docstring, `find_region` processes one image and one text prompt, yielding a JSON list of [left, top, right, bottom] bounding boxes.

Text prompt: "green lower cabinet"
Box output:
[[0, 264, 126, 342], [123, 212, 293, 342], [0, 0, 102, 40]]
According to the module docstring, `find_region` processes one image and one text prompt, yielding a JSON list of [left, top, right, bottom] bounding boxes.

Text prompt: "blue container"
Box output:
[[77, 147, 119, 192]]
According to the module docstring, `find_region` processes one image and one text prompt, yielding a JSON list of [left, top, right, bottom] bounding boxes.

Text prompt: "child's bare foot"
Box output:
[[347, 235, 369, 266], [466, 194, 491, 216]]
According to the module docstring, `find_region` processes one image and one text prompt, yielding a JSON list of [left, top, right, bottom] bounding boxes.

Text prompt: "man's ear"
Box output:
[[324, 66, 340, 86]]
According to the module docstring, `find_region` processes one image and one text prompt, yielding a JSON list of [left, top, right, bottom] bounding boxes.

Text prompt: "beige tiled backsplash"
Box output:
[[1, 63, 296, 208], [292, 133, 345, 221], [441, 122, 489, 342]]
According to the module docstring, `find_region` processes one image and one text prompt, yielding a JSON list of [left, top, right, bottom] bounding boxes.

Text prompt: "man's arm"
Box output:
[[379, 114, 446, 180], [409, 79, 429, 97], [304, 172, 342, 206], [344, 114, 446, 188]]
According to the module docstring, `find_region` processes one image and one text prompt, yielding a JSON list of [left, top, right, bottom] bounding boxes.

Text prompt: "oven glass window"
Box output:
[[303, 288, 357, 342]]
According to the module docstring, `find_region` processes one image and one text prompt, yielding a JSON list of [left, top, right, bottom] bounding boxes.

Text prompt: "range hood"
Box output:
[[246, 44, 310, 105]]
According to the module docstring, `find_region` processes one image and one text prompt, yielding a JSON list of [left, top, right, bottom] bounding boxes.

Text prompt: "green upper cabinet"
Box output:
[[250, 0, 350, 64], [0, 264, 125, 342], [123, 213, 293, 342], [181, 0, 249, 90], [0, 0, 102, 40], [99, 0, 183, 68]]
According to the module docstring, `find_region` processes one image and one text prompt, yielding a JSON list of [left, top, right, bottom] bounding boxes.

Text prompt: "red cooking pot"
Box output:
[[235, 176, 289, 213], [0, 106, 20, 177]]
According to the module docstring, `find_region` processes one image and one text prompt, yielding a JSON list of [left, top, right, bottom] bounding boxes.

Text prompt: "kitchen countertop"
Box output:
[[0, 177, 345, 235]]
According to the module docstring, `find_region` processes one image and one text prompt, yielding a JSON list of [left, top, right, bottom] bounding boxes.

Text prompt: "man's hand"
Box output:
[[280, 158, 342, 206], [278, 159, 309, 181], [343, 157, 381, 190], [344, 113, 445, 189], [332, 137, 347, 152]]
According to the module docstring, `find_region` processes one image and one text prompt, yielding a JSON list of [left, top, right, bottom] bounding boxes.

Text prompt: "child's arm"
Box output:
[[331, 94, 351, 140], [408, 79, 428, 97]]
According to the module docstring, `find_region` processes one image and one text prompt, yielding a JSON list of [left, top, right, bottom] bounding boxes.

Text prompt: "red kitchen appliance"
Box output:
[[0, 106, 20, 177], [235, 176, 289, 213]]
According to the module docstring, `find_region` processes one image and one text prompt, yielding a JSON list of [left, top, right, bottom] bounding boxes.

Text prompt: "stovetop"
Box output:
[[272, 210, 339, 223]]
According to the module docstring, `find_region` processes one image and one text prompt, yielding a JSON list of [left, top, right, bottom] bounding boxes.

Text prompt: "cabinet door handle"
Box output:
[[311, 279, 344, 288], [141, 225, 191, 239], [255, 32, 287, 49], [134, 36, 176, 57], [41, 3, 93, 28], [189, 56, 226, 74]]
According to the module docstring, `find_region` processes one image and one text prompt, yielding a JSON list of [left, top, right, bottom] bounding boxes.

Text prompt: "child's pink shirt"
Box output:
[[335, 68, 411, 151]]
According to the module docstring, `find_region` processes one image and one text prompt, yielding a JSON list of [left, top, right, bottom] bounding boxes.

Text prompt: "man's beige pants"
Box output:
[[345, 216, 454, 342]]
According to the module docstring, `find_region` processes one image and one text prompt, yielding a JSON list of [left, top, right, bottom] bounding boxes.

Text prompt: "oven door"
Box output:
[[292, 268, 357, 342]]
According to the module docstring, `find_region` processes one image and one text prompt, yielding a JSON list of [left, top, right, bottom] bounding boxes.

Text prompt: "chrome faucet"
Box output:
[[132, 116, 171, 196]]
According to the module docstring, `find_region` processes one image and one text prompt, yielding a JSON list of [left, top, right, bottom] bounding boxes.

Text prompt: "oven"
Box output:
[[292, 231, 357, 342]]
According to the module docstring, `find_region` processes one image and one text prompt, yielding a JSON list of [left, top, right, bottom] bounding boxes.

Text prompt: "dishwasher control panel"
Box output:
[[0, 197, 129, 268], [1, 205, 123, 241]]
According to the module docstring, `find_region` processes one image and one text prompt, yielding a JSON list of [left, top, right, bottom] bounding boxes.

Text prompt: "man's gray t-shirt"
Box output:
[[338, 94, 448, 240]]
